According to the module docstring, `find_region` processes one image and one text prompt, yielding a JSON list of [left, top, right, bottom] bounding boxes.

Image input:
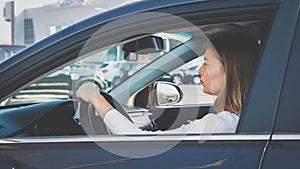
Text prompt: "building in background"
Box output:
[[13, 0, 138, 45]]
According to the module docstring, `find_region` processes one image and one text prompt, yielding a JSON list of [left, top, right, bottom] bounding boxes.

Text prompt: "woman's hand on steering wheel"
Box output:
[[76, 82, 98, 103], [76, 82, 133, 135], [77, 82, 113, 118]]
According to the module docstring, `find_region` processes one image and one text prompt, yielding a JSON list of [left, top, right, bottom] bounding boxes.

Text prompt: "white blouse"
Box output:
[[103, 109, 239, 135]]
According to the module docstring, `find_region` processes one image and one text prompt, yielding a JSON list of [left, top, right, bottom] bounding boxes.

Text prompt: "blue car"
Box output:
[[0, 45, 25, 62], [0, 0, 300, 168]]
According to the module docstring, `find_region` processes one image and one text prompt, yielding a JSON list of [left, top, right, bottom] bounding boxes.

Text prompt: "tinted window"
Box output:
[[24, 19, 35, 45]]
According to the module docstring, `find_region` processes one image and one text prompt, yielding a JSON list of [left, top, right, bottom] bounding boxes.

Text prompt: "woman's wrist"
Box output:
[[91, 88, 113, 118], [90, 86, 100, 105]]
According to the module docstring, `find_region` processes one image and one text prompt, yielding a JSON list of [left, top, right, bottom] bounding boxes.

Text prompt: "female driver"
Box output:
[[77, 32, 260, 134]]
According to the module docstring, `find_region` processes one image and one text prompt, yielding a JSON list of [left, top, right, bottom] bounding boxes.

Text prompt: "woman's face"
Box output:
[[197, 47, 226, 95]]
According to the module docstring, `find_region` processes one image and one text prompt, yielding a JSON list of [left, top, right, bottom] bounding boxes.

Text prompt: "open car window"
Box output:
[[1, 32, 191, 106], [0, 7, 275, 139]]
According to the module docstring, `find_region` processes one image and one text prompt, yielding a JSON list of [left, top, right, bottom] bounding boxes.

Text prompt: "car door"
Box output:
[[0, 0, 297, 169], [123, 1, 297, 168], [261, 8, 300, 169]]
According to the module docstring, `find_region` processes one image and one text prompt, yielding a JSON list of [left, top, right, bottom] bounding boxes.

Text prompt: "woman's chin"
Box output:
[[203, 89, 212, 95], [203, 89, 218, 96]]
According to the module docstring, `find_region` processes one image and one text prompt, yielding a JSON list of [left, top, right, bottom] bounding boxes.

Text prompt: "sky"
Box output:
[[0, 0, 138, 44], [0, 0, 58, 44]]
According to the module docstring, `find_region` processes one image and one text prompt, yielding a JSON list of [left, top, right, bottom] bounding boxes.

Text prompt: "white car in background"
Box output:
[[170, 57, 203, 85], [100, 33, 191, 87]]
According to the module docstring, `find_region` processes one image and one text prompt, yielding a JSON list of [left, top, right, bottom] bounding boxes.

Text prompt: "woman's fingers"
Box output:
[[76, 83, 99, 103]]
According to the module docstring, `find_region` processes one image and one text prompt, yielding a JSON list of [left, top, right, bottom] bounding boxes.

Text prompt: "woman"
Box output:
[[77, 32, 260, 134]]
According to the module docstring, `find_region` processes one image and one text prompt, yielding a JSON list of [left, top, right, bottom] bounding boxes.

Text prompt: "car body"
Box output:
[[0, 0, 300, 168]]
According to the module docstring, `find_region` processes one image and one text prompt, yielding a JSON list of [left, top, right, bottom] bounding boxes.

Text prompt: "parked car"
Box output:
[[0, 45, 25, 62], [7, 64, 108, 105], [171, 65, 200, 85], [70, 63, 108, 92], [100, 33, 189, 87], [8, 67, 73, 105], [101, 61, 140, 87], [189, 65, 201, 85], [0, 0, 299, 169]]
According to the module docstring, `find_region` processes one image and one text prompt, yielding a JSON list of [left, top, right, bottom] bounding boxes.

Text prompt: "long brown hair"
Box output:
[[211, 33, 260, 116]]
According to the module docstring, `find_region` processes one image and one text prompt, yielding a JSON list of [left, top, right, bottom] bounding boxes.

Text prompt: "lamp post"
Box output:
[[4, 1, 15, 45]]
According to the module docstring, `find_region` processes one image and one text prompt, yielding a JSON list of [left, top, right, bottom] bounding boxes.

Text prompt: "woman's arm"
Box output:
[[76, 83, 236, 135]]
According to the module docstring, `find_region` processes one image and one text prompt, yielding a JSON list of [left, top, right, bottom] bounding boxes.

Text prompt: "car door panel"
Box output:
[[0, 136, 267, 169], [262, 138, 300, 169]]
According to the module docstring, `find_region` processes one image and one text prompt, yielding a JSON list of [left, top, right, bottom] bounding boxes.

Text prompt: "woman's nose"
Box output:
[[197, 65, 204, 76]]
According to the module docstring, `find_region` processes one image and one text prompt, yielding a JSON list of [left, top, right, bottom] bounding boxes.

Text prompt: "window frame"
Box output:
[[272, 6, 300, 133], [0, 0, 285, 136]]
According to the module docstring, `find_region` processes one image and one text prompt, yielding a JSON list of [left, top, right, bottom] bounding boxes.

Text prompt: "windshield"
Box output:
[[1, 32, 192, 106]]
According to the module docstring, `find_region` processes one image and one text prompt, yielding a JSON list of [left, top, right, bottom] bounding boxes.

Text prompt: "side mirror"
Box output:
[[122, 36, 164, 61], [152, 81, 183, 106]]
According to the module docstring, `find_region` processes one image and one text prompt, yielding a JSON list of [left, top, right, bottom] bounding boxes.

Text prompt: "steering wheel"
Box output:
[[78, 91, 133, 135]]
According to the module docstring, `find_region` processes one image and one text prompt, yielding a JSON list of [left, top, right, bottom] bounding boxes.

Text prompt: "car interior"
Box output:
[[0, 15, 273, 138]]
